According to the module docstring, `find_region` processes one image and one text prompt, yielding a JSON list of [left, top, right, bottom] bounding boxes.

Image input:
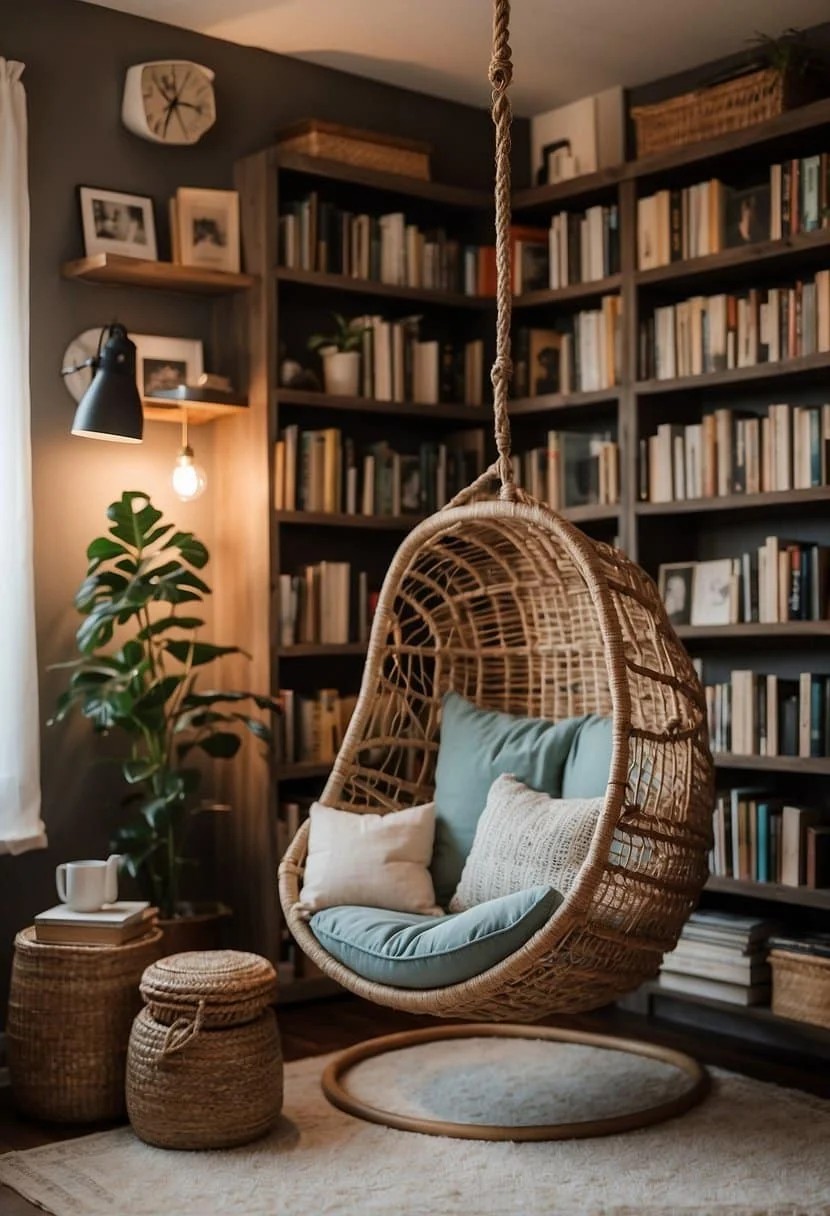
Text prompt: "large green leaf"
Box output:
[[163, 531, 209, 569], [107, 492, 160, 546], [86, 537, 128, 562], [180, 689, 282, 714], [123, 756, 160, 784], [137, 615, 205, 640], [165, 640, 242, 667], [231, 713, 274, 745]]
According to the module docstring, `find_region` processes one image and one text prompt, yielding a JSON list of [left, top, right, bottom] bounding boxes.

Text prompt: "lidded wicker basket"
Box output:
[[127, 950, 283, 1150]]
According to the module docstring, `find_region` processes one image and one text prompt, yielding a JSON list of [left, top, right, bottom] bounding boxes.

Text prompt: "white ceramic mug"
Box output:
[[55, 855, 121, 912]]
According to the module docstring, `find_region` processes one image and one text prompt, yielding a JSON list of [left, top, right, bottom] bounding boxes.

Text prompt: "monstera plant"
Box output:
[[50, 491, 279, 921]]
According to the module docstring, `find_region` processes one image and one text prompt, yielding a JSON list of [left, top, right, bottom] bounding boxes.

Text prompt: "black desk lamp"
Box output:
[[63, 323, 143, 443]]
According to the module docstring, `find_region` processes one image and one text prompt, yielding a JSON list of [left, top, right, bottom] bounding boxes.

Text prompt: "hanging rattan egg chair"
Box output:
[[278, 0, 715, 1139]]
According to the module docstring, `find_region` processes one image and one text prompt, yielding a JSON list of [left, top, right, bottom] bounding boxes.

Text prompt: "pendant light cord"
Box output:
[[489, 0, 515, 500]]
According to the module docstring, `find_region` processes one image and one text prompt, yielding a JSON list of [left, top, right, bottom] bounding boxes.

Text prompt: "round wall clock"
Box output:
[[122, 61, 216, 145], [61, 328, 103, 402]]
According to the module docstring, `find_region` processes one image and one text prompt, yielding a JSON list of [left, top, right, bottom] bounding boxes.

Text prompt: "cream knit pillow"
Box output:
[[450, 774, 603, 912], [299, 801, 443, 917]]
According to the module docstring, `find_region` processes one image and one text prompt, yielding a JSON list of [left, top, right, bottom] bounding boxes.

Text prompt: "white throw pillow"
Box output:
[[299, 801, 443, 917], [450, 775, 603, 912]]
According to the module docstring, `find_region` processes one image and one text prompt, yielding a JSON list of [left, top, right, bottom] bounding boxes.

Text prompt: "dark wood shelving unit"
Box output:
[[676, 622, 830, 641], [705, 876, 830, 910], [275, 149, 492, 210], [635, 351, 830, 396], [275, 761, 332, 781], [635, 228, 830, 289], [274, 510, 425, 531], [636, 486, 830, 517], [714, 754, 830, 775], [275, 387, 490, 423], [513, 274, 621, 309], [275, 266, 494, 309], [509, 388, 620, 417]]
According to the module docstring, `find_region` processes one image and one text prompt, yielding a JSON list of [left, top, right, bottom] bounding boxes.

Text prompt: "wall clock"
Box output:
[[122, 61, 216, 145]]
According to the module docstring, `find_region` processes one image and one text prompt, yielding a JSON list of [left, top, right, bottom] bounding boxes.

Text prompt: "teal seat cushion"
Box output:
[[562, 714, 615, 799], [310, 886, 562, 990], [432, 693, 589, 906]]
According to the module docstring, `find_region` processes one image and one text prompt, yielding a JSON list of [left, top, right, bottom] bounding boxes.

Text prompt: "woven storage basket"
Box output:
[[274, 119, 431, 180], [127, 950, 282, 1149], [631, 67, 790, 157], [770, 949, 830, 1030], [7, 927, 162, 1123]]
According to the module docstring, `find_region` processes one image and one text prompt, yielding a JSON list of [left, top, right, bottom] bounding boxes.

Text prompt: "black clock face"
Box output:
[[142, 63, 215, 142]]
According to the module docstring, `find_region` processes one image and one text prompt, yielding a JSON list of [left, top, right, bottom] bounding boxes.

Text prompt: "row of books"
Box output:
[[277, 565, 377, 648], [273, 427, 485, 516], [709, 793, 829, 888], [513, 298, 623, 397], [514, 432, 619, 509], [278, 192, 494, 296], [659, 911, 776, 1006], [770, 153, 830, 239], [639, 274, 830, 380], [705, 670, 830, 758], [641, 403, 830, 503], [638, 179, 731, 268], [515, 207, 620, 292], [277, 688, 356, 765]]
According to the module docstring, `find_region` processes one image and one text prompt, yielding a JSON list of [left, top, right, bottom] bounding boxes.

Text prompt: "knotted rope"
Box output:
[[489, 0, 515, 500]]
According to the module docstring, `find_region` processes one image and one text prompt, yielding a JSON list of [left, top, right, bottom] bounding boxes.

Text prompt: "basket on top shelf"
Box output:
[[274, 119, 432, 181]]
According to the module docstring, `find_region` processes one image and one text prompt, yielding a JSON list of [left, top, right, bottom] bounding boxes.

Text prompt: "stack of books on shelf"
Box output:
[[638, 179, 728, 267], [351, 315, 484, 406], [704, 669, 830, 758], [33, 901, 157, 946], [514, 431, 619, 509], [710, 793, 829, 888], [659, 910, 777, 1006], [641, 403, 830, 503], [278, 564, 376, 647], [639, 273, 830, 380], [274, 426, 485, 517], [513, 299, 623, 397], [278, 190, 494, 296], [278, 688, 356, 765], [515, 207, 619, 291]]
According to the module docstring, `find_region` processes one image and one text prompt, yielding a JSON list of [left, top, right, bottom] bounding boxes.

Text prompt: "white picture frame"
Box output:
[[690, 559, 735, 627], [132, 334, 204, 400], [174, 187, 240, 274], [79, 186, 158, 261]]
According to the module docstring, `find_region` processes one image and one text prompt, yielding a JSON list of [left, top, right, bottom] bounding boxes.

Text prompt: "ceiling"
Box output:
[[81, 0, 829, 115]]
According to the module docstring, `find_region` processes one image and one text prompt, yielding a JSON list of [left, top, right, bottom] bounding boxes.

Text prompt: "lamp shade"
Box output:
[[71, 325, 143, 443]]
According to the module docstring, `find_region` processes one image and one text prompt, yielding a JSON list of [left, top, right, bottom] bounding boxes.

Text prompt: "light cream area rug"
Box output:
[[1, 1038, 828, 1216]]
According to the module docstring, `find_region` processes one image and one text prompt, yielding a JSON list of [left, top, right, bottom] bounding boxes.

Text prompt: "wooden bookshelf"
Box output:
[[714, 754, 830, 775], [274, 510, 425, 531], [635, 228, 830, 289], [275, 266, 494, 309], [635, 351, 830, 397], [275, 149, 491, 210], [276, 387, 490, 423], [509, 388, 620, 417], [636, 486, 830, 517], [705, 876, 830, 910], [62, 252, 255, 294], [513, 274, 621, 309], [676, 622, 830, 641]]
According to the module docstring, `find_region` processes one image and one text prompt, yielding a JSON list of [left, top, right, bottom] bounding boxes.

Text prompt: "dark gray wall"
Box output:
[[0, 0, 509, 1014]]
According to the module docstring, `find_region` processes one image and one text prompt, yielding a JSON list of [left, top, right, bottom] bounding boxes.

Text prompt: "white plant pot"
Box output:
[[322, 350, 360, 397]]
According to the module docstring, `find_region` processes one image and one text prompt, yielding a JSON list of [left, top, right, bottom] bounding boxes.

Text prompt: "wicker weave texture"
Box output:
[[279, 498, 714, 1021], [631, 67, 784, 156], [140, 949, 278, 1028], [770, 950, 830, 1030], [126, 1007, 283, 1149], [7, 928, 162, 1122]]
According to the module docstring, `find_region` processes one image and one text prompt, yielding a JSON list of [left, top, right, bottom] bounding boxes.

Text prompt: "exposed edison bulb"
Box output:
[[172, 445, 207, 502]]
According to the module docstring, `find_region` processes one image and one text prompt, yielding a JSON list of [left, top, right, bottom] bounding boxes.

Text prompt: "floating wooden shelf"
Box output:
[[275, 388, 489, 423], [142, 398, 248, 426], [705, 876, 830, 910], [714, 753, 830, 775], [636, 487, 830, 517], [278, 642, 367, 657], [61, 252, 255, 295], [276, 266, 494, 309], [509, 388, 620, 416], [635, 228, 830, 289], [275, 761, 330, 781], [676, 622, 830, 641], [274, 510, 424, 530], [513, 274, 621, 309], [635, 350, 830, 396], [274, 150, 491, 210]]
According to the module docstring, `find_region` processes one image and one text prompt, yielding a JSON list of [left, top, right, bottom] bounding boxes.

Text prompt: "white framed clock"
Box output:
[[122, 61, 216, 145]]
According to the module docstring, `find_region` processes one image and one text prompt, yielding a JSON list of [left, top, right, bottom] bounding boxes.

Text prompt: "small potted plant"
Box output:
[[308, 312, 366, 397], [50, 491, 280, 951]]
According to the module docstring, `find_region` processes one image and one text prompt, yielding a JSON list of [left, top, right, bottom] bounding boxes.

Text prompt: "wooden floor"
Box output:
[[1, 995, 826, 1214]]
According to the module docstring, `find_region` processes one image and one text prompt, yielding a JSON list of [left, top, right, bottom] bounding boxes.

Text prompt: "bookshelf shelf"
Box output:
[[509, 388, 620, 417], [676, 622, 830, 641], [61, 252, 256, 294], [635, 351, 830, 397], [512, 165, 626, 213], [275, 266, 494, 310], [275, 387, 490, 423], [636, 487, 830, 517], [275, 762, 331, 781], [274, 510, 423, 530], [142, 399, 248, 427], [275, 150, 491, 210], [278, 643, 367, 658], [705, 876, 830, 910], [635, 229, 830, 290], [713, 754, 830, 775], [513, 274, 621, 309]]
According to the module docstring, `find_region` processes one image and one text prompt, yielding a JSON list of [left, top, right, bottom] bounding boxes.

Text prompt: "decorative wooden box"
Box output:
[[274, 119, 432, 180]]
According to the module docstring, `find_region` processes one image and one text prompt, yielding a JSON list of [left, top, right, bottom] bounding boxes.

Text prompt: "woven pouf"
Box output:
[[7, 927, 163, 1122], [126, 950, 283, 1149]]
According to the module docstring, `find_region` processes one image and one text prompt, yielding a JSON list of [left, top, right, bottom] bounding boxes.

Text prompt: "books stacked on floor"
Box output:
[[277, 564, 376, 647], [274, 426, 485, 517], [639, 274, 830, 380], [640, 403, 830, 502], [349, 315, 484, 406], [513, 299, 623, 397], [710, 793, 830, 888], [704, 670, 830, 758], [34, 901, 157, 946], [278, 688, 356, 764], [514, 431, 619, 509], [278, 190, 494, 296], [515, 206, 619, 291], [659, 910, 778, 1006]]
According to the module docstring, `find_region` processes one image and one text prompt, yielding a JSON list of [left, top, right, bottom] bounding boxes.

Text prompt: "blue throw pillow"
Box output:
[[431, 693, 589, 906], [562, 714, 615, 799], [310, 886, 563, 990]]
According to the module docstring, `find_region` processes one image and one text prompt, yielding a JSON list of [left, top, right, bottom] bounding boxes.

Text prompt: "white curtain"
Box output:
[[0, 59, 44, 854]]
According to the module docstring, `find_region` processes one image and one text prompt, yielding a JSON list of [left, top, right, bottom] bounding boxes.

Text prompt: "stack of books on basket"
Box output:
[[659, 910, 778, 1006], [33, 901, 157, 946]]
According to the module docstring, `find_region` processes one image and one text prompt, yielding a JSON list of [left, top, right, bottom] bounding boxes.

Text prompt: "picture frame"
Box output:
[[79, 186, 158, 261], [658, 562, 696, 627], [173, 187, 240, 274], [132, 334, 204, 400], [690, 558, 736, 627]]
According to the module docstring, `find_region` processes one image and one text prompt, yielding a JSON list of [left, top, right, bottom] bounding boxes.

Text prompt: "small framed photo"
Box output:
[[132, 334, 204, 400], [173, 187, 240, 273], [690, 558, 735, 627], [658, 563, 695, 626], [79, 186, 157, 260]]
